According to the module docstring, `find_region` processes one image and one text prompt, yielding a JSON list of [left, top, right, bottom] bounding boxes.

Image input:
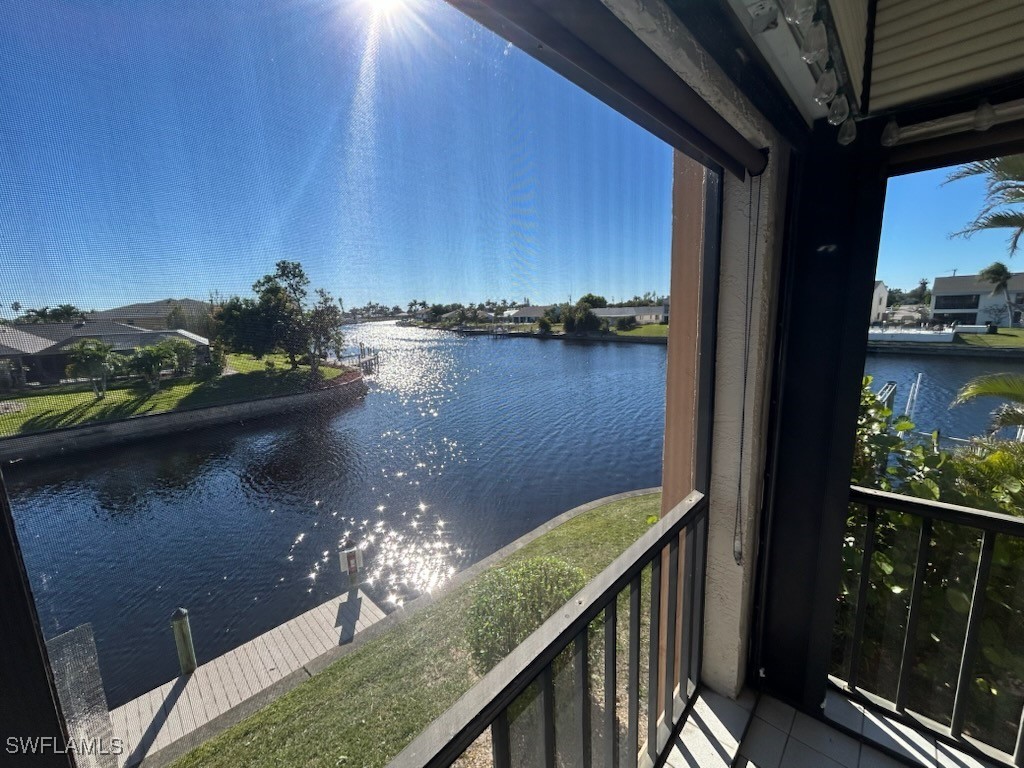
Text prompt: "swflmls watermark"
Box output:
[[6, 736, 125, 756]]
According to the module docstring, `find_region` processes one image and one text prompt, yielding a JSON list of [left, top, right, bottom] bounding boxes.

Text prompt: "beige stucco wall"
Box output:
[[604, 0, 788, 697]]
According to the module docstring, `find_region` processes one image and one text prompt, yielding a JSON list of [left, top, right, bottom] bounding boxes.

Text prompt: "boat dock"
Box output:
[[109, 588, 385, 767]]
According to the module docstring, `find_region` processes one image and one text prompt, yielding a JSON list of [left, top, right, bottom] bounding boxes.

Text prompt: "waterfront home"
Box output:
[[5, 2, 1024, 768], [502, 306, 552, 324], [931, 272, 1024, 326], [593, 304, 670, 325], [0, 320, 210, 385], [85, 298, 212, 332]]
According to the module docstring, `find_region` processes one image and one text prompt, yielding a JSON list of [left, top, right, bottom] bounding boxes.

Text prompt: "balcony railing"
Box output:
[[835, 485, 1024, 765], [391, 490, 708, 768]]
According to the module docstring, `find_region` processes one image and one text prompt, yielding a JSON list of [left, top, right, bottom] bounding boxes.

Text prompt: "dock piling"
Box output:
[[171, 607, 197, 675]]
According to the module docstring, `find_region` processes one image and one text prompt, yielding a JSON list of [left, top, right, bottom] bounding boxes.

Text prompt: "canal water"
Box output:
[[4, 327, 1022, 707], [3, 323, 668, 706]]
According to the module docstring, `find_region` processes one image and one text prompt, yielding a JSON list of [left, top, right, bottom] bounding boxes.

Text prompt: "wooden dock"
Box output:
[[109, 589, 386, 767]]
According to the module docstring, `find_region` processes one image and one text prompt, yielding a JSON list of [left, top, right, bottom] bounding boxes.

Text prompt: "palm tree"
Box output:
[[954, 372, 1024, 434], [66, 339, 116, 399], [978, 261, 1016, 327], [946, 155, 1024, 255]]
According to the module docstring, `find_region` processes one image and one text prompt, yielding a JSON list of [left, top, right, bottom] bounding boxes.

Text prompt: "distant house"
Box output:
[[930, 273, 1024, 326], [86, 298, 212, 331], [593, 304, 669, 325], [871, 281, 888, 323], [503, 306, 551, 324], [0, 320, 210, 385]]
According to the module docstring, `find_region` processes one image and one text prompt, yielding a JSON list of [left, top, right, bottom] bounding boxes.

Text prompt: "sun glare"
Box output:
[[368, 0, 410, 17]]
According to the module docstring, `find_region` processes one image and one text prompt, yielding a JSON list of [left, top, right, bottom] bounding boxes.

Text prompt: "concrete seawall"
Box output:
[[0, 377, 368, 464], [867, 342, 1024, 360]]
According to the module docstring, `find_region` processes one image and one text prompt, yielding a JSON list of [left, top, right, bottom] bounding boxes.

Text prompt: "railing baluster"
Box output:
[[690, 513, 706, 695], [575, 630, 592, 768], [604, 601, 619, 768], [626, 575, 640, 768], [679, 529, 695, 700], [491, 710, 511, 768], [950, 530, 996, 738], [848, 505, 878, 692], [541, 665, 556, 768], [663, 539, 679, 731], [647, 554, 662, 762], [896, 517, 932, 712]]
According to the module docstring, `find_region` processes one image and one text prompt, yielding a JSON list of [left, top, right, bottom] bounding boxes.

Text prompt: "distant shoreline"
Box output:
[[441, 326, 669, 345]]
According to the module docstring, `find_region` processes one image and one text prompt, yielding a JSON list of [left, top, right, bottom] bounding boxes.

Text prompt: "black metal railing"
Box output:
[[838, 485, 1024, 765], [390, 491, 709, 768]]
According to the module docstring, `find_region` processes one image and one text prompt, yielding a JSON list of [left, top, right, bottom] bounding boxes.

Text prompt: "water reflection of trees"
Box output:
[[239, 405, 366, 507]]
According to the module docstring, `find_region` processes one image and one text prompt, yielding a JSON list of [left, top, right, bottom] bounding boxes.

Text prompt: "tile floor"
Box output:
[[736, 690, 1003, 768]]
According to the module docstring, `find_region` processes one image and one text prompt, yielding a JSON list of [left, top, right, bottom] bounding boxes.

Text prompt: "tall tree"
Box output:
[[306, 290, 346, 377], [979, 262, 1016, 328], [253, 260, 310, 307], [131, 343, 177, 391], [947, 155, 1024, 255]]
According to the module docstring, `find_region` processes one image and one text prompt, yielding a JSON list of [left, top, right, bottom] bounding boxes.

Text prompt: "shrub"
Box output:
[[465, 557, 586, 675], [537, 317, 552, 334], [615, 316, 636, 331]]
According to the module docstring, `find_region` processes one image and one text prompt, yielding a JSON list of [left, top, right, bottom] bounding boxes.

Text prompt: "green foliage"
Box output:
[[65, 338, 117, 399], [577, 292, 608, 308], [615, 316, 637, 331], [947, 155, 1024, 256], [842, 377, 1024, 745], [194, 340, 226, 382], [464, 556, 585, 675], [130, 343, 177, 391]]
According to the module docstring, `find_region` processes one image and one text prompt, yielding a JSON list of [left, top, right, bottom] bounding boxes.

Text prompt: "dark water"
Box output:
[[863, 353, 1024, 440], [3, 324, 668, 707]]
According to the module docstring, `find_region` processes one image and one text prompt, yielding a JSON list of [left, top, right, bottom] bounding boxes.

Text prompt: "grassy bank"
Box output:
[[956, 328, 1024, 348], [0, 355, 346, 437], [615, 324, 669, 338], [173, 492, 661, 768]]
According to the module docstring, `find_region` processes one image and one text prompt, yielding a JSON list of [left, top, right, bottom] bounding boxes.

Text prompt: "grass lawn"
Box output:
[[955, 328, 1024, 348], [0, 355, 346, 437], [615, 324, 669, 338], [172, 492, 661, 768]]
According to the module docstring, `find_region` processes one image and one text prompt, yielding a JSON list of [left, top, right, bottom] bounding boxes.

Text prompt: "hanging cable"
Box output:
[[735, 171, 763, 565]]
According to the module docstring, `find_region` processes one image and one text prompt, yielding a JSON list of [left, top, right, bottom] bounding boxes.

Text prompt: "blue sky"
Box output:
[[878, 167, 1019, 291], [0, 0, 673, 313], [0, 0, 1014, 316]]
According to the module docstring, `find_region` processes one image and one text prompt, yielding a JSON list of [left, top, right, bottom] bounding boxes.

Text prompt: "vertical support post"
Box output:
[[604, 601, 619, 768], [848, 506, 878, 692], [171, 608, 197, 675], [626, 576, 641, 768]]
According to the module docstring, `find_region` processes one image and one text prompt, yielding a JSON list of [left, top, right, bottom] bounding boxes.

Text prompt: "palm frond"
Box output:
[[988, 404, 1024, 434], [954, 373, 1024, 406], [953, 211, 1024, 255]]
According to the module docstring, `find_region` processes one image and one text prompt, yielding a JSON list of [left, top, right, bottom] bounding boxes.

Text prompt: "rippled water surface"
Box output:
[[864, 353, 1024, 439], [4, 323, 667, 706]]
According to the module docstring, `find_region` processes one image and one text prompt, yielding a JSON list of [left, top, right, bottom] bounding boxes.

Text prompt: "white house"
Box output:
[[593, 304, 669, 325], [870, 281, 888, 323], [502, 306, 551, 324], [931, 273, 1024, 326]]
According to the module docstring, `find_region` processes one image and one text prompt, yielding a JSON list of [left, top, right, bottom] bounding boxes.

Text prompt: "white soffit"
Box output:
[[826, 0, 868, 105], [870, 0, 1024, 111]]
